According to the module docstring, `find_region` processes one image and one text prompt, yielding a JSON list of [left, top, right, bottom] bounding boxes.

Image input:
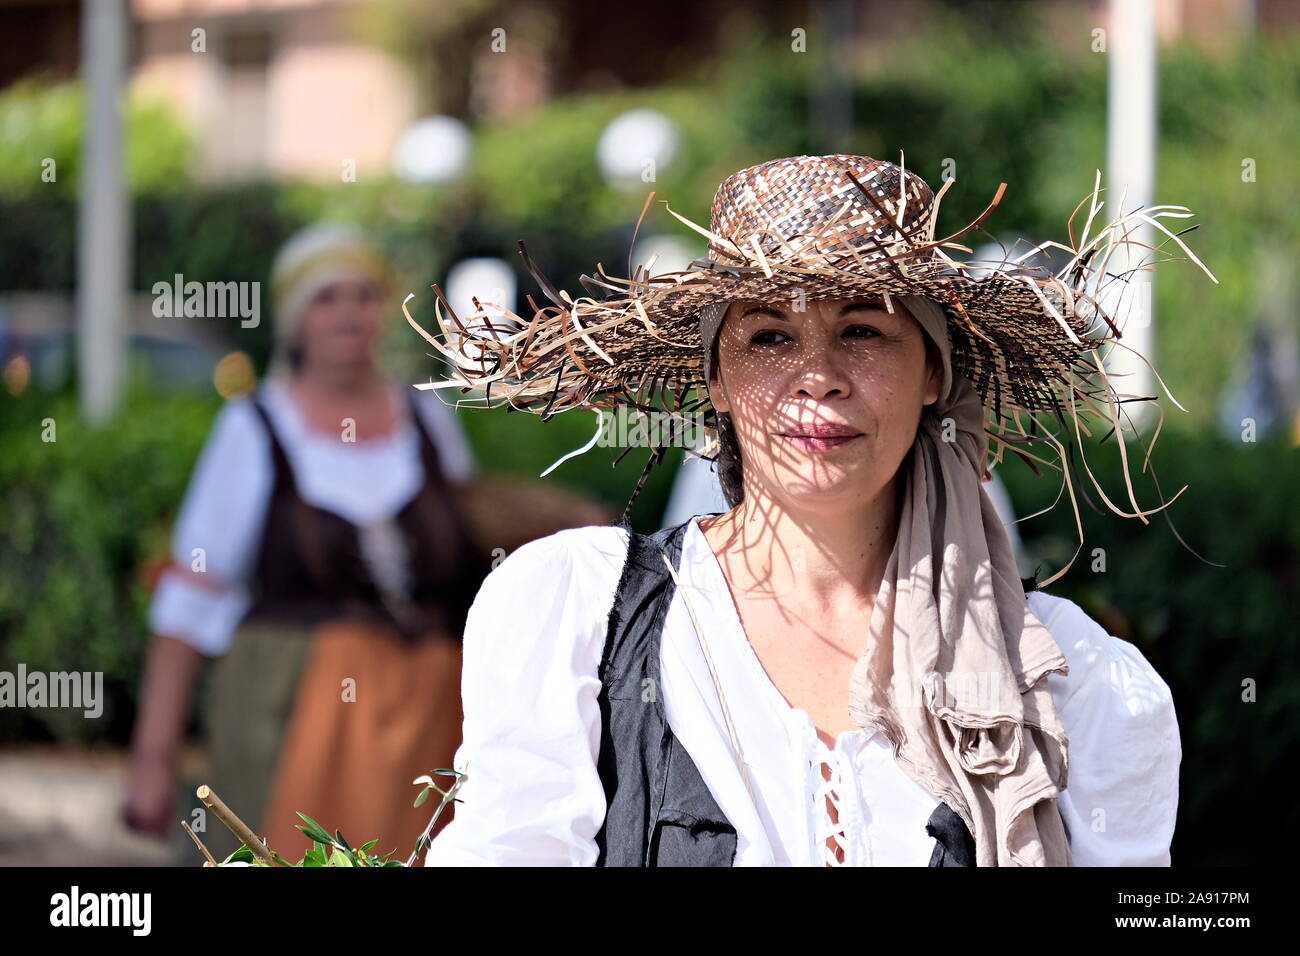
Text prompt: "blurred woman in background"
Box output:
[[123, 223, 492, 861]]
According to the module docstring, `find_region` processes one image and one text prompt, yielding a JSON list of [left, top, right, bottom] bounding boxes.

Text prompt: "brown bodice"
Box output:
[[242, 385, 490, 642]]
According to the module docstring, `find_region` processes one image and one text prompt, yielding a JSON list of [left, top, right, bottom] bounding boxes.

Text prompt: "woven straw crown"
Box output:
[[692, 154, 949, 384], [707, 154, 936, 263]]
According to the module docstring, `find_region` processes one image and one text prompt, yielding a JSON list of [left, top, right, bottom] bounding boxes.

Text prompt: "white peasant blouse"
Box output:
[[425, 518, 1182, 867]]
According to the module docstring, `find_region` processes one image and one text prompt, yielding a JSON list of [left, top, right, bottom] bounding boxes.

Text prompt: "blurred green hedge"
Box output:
[[0, 371, 680, 746], [0, 77, 192, 198], [0, 373, 217, 744], [996, 425, 1300, 866]]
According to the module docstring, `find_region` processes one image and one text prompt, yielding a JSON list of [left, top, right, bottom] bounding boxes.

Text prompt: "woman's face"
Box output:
[[295, 276, 384, 368], [707, 296, 943, 510]]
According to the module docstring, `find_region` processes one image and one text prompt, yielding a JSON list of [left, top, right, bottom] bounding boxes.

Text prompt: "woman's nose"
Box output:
[[333, 290, 368, 314], [792, 337, 851, 399]]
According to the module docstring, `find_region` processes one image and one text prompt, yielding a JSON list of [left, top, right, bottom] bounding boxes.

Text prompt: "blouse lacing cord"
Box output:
[[814, 746, 849, 866]]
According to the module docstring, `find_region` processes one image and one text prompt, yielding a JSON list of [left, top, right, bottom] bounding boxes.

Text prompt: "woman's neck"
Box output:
[[701, 476, 902, 619]]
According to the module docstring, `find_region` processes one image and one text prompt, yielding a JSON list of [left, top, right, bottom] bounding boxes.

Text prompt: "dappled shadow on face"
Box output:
[[698, 294, 943, 636]]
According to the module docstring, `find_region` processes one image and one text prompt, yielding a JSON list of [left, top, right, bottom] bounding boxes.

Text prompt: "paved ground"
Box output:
[[0, 743, 210, 867]]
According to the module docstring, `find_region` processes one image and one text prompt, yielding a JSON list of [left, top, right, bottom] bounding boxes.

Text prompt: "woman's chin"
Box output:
[[317, 344, 376, 366], [772, 470, 877, 506]]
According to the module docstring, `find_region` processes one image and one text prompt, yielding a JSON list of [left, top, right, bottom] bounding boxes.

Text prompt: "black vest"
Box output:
[[593, 518, 981, 867]]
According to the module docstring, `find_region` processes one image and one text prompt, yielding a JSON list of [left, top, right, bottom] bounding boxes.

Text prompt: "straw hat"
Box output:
[[405, 152, 1216, 528]]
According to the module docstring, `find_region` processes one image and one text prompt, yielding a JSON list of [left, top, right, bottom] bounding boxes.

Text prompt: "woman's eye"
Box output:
[[843, 324, 880, 339], [749, 329, 791, 346]]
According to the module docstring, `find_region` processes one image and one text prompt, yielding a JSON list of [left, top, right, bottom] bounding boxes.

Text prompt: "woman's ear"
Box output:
[[705, 309, 732, 414], [706, 361, 731, 415], [922, 336, 944, 407]]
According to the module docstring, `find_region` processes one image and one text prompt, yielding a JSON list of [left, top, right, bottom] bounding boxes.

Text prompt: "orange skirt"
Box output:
[[200, 615, 463, 864], [257, 618, 465, 863]]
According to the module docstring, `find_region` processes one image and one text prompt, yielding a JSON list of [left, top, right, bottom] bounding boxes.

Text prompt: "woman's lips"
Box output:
[[778, 424, 863, 452], [782, 434, 861, 451]]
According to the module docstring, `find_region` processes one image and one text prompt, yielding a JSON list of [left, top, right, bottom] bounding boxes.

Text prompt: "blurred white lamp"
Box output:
[[443, 257, 518, 368], [597, 108, 680, 186], [629, 233, 698, 278], [393, 115, 472, 184]]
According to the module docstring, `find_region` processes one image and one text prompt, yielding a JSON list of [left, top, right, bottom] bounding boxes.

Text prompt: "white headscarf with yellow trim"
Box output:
[[268, 223, 394, 378]]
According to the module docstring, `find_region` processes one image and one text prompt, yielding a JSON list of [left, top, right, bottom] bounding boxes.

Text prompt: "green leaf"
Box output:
[[359, 839, 378, 852], [220, 845, 256, 865], [302, 845, 327, 867], [413, 786, 432, 809], [294, 812, 334, 845]]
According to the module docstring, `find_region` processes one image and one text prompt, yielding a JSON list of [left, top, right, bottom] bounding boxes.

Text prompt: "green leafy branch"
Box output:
[[185, 767, 467, 868], [406, 767, 467, 866]]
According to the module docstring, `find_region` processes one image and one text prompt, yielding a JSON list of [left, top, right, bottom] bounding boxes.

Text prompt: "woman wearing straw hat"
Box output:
[[414, 154, 1213, 866], [122, 223, 499, 861]]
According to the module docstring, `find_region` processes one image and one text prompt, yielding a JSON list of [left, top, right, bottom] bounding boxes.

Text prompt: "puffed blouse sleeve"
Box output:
[[424, 525, 629, 866], [1030, 592, 1183, 866], [147, 397, 273, 657]]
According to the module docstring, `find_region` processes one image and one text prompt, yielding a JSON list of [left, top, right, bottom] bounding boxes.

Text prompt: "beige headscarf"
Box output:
[[846, 293, 1074, 867]]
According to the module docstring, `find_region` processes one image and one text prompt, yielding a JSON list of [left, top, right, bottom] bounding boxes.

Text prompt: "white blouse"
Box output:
[[425, 518, 1182, 867], [148, 377, 476, 656]]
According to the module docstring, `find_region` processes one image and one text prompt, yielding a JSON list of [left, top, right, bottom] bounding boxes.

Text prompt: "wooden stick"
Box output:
[[182, 819, 218, 866], [196, 784, 278, 867]]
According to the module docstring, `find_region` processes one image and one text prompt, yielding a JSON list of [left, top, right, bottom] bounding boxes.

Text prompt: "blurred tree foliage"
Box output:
[[0, 78, 194, 199], [0, 372, 219, 744], [996, 427, 1299, 866]]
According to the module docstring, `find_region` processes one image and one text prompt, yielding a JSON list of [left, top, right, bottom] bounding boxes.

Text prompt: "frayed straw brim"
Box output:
[[404, 168, 1218, 584]]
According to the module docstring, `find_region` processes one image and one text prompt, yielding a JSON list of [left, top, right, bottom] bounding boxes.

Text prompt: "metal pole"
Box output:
[[1105, 0, 1157, 432], [810, 0, 853, 153], [77, 0, 130, 424]]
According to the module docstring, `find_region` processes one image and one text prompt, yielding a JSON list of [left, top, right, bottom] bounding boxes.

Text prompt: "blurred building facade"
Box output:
[[131, 0, 416, 181], [2, 0, 1296, 185]]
